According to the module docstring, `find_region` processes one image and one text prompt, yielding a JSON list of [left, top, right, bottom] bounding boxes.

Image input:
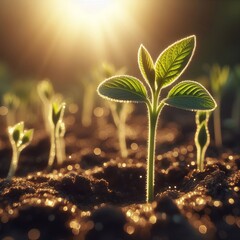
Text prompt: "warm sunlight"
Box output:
[[55, 0, 122, 27]]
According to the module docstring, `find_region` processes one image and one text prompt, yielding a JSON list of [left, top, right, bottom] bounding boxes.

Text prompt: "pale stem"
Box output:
[[7, 145, 19, 179], [146, 109, 158, 202], [232, 91, 240, 130], [56, 136, 66, 165], [82, 86, 95, 127], [48, 127, 56, 169], [213, 97, 222, 147], [118, 120, 128, 158]]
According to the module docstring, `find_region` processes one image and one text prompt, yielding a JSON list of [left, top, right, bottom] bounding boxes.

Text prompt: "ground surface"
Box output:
[[0, 110, 240, 240]]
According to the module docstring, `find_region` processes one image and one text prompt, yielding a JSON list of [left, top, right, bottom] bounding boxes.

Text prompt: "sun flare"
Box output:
[[55, 0, 122, 27]]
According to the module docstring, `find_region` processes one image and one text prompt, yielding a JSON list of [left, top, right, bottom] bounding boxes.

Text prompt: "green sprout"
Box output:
[[3, 92, 20, 125], [48, 102, 66, 169], [194, 111, 210, 172], [210, 64, 230, 147], [98, 35, 217, 202], [7, 122, 34, 179]]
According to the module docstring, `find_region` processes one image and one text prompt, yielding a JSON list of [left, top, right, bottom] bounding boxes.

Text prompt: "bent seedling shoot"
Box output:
[[7, 121, 34, 179], [98, 35, 217, 202]]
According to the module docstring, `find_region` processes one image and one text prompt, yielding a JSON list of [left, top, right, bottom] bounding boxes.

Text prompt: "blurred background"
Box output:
[[0, 0, 239, 83], [0, 0, 240, 139]]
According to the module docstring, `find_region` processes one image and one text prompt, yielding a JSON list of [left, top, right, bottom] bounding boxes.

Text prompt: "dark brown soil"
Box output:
[[0, 112, 240, 240]]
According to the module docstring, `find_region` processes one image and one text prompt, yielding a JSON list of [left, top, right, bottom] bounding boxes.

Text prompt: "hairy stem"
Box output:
[[146, 110, 158, 202], [7, 145, 19, 179]]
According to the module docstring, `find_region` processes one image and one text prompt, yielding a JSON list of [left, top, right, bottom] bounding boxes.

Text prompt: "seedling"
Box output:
[[194, 111, 210, 172], [3, 92, 20, 125], [109, 102, 133, 158], [98, 35, 216, 202], [102, 63, 130, 157], [7, 122, 34, 179], [48, 102, 66, 169], [228, 65, 240, 131], [37, 79, 55, 133], [210, 64, 230, 147], [81, 67, 102, 127]]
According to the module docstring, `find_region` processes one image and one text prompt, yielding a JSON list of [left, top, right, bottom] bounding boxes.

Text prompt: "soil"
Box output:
[[0, 108, 240, 240]]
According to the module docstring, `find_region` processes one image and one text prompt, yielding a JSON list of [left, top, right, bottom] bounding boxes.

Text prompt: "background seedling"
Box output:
[[209, 64, 230, 147], [102, 63, 131, 158], [109, 102, 133, 158], [80, 66, 102, 127], [48, 102, 66, 169], [3, 92, 20, 126], [37, 79, 55, 133], [7, 121, 34, 179], [98, 35, 216, 202], [194, 111, 210, 172]]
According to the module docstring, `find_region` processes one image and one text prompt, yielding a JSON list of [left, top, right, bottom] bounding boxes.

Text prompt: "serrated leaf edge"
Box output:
[[155, 35, 196, 88]]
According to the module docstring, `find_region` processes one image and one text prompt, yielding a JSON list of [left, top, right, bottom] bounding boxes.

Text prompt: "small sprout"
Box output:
[[48, 102, 66, 169], [7, 122, 34, 179], [194, 111, 210, 172], [209, 64, 230, 147], [98, 35, 217, 202], [102, 62, 130, 157], [37, 79, 55, 133], [3, 92, 20, 125], [109, 102, 133, 158]]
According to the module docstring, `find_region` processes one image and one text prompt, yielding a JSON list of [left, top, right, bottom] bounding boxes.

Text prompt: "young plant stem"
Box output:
[[197, 148, 205, 172], [7, 145, 19, 179], [82, 86, 95, 127], [118, 119, 128, 158], [146, 90, 162, 202], [213, 97, 222, 147], [48, 128, 56, 169]]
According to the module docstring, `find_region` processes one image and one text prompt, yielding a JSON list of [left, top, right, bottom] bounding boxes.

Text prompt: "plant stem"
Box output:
[[146, 91, 163, 202], [146, 110, 158, 202], [118, 120, 128, 158], [48, 127, 56, 169], [197, 148, 204, 172], [82, 86, 95, 127], [7, 145, 19, 179], [213, 97, 222, 147]]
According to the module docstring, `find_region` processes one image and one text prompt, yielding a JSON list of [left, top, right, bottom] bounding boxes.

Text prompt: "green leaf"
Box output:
[[52, 102, 65, 125], [97, 75, 148, 103], [21, 129, 34, 146], [155, 35, 196, 88], [163, 81, 217, 111], [138, 45, 155, 90]]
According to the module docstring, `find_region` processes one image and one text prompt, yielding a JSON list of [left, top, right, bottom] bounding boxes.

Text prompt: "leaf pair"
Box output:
[[8, 122, 34, 151], [139, 35, 195, 91], [98, 35, 216, 112]]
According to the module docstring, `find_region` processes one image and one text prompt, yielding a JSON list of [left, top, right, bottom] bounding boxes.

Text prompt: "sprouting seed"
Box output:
[[48, 102, 66, 169], [98, 35, 217, 202], [7, 121, 34, 179]]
